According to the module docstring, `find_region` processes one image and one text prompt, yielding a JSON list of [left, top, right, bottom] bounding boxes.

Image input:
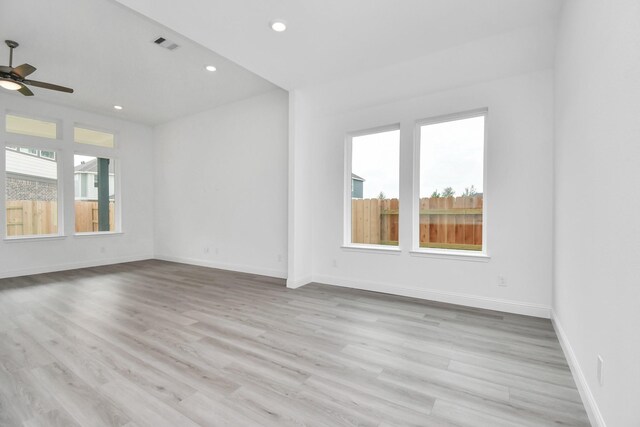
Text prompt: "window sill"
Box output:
[[341, 244, 402, 254], [4, 235, 66, 243], [74, 231, 123, 238], [410, 249, 490, 262]]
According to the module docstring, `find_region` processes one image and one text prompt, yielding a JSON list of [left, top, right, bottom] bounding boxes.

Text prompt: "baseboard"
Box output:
[[0, 254, 154, 279], [311, 274, 552, 318], [154, 254, 287, 279], [286, 275, 312, 289], [551, 312, 606, 427]]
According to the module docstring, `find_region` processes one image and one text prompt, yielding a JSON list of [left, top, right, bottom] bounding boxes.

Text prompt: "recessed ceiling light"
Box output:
[[113, 105, 123, 110], [205, 65, 217, 72], [270, 20, 287, 32]]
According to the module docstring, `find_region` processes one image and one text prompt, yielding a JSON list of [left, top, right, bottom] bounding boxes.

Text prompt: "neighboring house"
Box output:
[[351, 173, 364, 198], [74, 159, 115, 200], [5, 149, 115, 202], [5, 147, 57, 201]]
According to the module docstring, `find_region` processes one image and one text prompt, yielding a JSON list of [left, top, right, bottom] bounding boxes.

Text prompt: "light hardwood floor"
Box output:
[[0, 260, 589, 426]]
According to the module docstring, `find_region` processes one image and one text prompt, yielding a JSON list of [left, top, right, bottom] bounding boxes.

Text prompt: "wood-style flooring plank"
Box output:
[[0, 260, 589, 426]]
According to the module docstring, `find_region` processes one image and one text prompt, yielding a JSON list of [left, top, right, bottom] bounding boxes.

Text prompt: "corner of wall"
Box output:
[[551, 311, 606, 427]]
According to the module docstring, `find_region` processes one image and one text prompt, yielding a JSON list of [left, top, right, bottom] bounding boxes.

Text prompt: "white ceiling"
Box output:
[[0, 0, 561, 125], [0, 0, 279, 125], [114, 0, 562, 90]]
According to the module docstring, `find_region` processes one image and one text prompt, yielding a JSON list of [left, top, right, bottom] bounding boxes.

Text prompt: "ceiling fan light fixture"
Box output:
[[270, 20, 287, 32], [0, 79, 21, 91]]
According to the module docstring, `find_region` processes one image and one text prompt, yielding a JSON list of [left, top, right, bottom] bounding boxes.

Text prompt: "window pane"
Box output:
[[74, 155, 116, 232], [6, 114, 58, 139], [419, 115, 485, 251], [19, 147, 38, 156], [39, 150, 56, 160], [5, 146, 58, 237], [74, 127, 115, 148], [351, 129, 400, 246]]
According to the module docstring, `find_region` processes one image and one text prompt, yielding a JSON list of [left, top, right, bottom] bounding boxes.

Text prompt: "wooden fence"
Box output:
[[6, 200, 115, 236], [352, 195, 483, 251], [6, 200, 58, 236], [74, 201, 115, 233]]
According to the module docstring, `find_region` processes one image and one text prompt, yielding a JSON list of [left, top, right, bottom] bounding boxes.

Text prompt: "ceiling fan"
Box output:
[[0, 40, 74, 96]]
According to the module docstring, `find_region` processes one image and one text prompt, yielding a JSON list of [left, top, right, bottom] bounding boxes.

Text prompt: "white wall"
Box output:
[[553, 0, 640, 425], [153, 90, 289, 278], [0, 93, 154, 278], [288, 25, 557, 317], [287, 91, 314, 287]]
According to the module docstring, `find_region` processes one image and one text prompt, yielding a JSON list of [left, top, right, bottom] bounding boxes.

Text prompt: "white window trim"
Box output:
[[4, 235, 67, 243], [341, 244, 402, 254], [2, 110, 124, 242], [74, 231, 123, 238], [343, 123, 401, 249], [411, 108, 489, 259]]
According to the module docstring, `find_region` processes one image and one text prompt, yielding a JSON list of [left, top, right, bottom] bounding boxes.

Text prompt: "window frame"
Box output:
[[1, 109, 124, 241], [343, 123, 402, 252], [2, 110, 65, 241], [411, 108, 489, 260]]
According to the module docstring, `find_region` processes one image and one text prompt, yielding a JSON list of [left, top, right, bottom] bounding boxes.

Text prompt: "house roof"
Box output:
[[75, 159, 115, 174], [351, 173, 365, 182]]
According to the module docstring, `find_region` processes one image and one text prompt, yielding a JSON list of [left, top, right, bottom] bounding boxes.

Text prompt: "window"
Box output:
[[6, 114, 58, 139], [8, 147, 56, 160], [19, 147, 39, 156], [39, 150, 56, 161], [74, 127, 115, 148], [5, 146, 59, 237], [347, 127, 400, 247], [74, 155, 116, 233], [417, 111, 486, 252]]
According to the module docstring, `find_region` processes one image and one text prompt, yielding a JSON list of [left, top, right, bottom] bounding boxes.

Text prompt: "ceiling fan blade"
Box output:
[[0, 65, 12, 74], [12, 63, 36, 78], [17, 83, 34, 96], [23, 79, 74, 94]]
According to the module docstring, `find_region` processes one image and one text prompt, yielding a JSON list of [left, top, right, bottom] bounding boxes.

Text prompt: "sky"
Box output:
[[352, 130, 400, 198], [419, 115, 484, 197], [351, 116, 484, 200], [74, 154, 97, 167]]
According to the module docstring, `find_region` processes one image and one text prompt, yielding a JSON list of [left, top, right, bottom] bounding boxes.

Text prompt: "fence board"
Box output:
[[363, 199, 371, 243], [5, 200, 112, 236], [350, 195, 482, 250]]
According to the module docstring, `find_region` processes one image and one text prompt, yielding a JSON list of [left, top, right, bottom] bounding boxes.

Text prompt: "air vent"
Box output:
[[153, 36, 179, 51]]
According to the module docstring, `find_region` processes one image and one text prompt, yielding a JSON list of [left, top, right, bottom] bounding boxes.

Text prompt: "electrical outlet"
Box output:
[[497, 276, 507, 287], [332, 259, 338, 268], [203, 247, 210, 254], [277, 254, 283, 262], [597, 355, 604, 386], [100, 246, 106, 254], [215, 248, 219, 255]]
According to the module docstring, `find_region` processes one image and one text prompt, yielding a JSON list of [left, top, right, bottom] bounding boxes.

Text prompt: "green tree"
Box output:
[[463, 185, 478, 197], [430, 190, 441, 198], [442, 187, 455, 198], [378, 191, 386, 200]]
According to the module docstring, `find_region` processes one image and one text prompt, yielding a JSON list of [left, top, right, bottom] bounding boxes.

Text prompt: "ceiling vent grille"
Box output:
[[153, 37, 179, 51]]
